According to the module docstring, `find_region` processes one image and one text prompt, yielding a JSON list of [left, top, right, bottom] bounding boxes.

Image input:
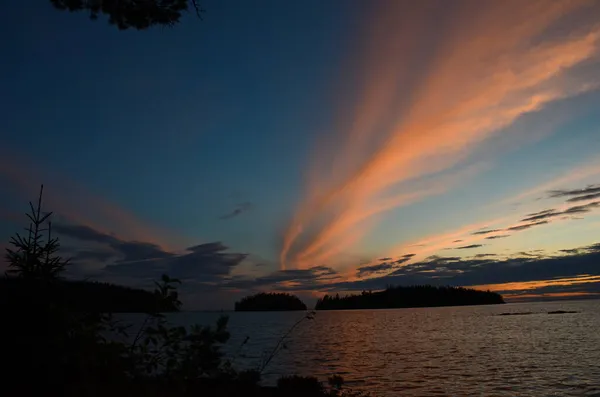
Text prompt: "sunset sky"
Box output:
[[2, 0, 600, 309]]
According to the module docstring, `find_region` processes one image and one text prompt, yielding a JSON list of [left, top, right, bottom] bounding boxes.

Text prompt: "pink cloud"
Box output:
[[282, 0, 600, 270]]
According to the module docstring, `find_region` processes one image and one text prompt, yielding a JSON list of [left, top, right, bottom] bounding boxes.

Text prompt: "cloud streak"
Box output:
[[281, 0, 600, 270], [456, 244, 484, 250], [219, 202, 253, 220]]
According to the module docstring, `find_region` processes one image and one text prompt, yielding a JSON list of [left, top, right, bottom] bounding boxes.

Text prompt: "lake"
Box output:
[[146, 300, 600, 396]]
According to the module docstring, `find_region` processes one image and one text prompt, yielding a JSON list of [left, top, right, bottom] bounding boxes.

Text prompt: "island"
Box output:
[[0, 277, 179, 313], [315, 285, 504, 310], [234, 292, 307, 311]]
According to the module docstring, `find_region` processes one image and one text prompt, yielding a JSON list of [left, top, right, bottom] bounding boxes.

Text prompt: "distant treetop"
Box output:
[[49, 0, 204, 30], [235, 292, 307, 312], [315, 285, 505, 310]]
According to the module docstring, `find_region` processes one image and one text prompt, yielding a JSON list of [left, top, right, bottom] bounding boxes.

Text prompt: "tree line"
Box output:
[[315, 285, 505, 310]]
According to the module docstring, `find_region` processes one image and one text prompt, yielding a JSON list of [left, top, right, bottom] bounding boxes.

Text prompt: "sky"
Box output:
[[2, 0, 600, 309]]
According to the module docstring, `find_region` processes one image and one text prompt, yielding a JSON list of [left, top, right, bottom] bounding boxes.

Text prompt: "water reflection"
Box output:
[[165, 300, 600, 396]]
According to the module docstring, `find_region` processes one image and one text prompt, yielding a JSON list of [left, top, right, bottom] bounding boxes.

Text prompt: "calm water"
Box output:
[[141, 300, 600, 396]]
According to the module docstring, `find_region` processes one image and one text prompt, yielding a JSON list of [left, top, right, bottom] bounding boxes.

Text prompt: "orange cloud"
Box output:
[[281, 1, 600, 270], [472, 274, 600, 292], [504, 291, 600, 300]]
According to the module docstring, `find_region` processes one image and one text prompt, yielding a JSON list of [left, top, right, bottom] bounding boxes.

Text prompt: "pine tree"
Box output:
[[4, 185, 69, 280]]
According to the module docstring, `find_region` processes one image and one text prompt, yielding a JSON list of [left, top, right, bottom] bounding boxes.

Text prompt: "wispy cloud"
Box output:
[[549, 185, 600, 200], [219, 202, 253, 220], [321, 242, 600, 295], [500, 158, 600, 205], [382, 181, 600, 268], [506, 220, 550, 231], [357, 262, 396, 277], [485, 235, 510, 240], [471, 229, 501, 236], [281, 0, 600, 270], [520, 201, 600, 223], [456, 244, 484, 250]]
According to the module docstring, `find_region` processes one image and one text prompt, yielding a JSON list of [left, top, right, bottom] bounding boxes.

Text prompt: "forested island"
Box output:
[[315, 285, 505, 310], [235, 292, 307, 311], [0, 277, 179, 313]]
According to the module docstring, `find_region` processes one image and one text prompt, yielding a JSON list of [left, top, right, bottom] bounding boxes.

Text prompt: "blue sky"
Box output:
[[2, 0, 600, 309]]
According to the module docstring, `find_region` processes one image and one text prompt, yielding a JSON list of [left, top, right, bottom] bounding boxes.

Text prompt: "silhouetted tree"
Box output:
[[5, 185, 69, 279], [49, 0, 204, 30]]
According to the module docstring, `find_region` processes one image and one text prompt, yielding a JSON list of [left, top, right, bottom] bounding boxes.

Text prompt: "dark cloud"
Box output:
[[506, 220, 549, 231], [53, 223, 170, 262], [219, 202, 252, 220], [223, 265, 341, 291], [187, 242, 228, 254], [53, 222, 246, 283], [112, 241, 173, 262], [563, 201, 600, 214], [353, 255, 416, 277], [322, 243, 600, 293], [357, 262, 395, 277], [566, 192, 600, 202], [71, 250, 116, 262], [518, 202, 600, 224], [453, 240, 463, 243], [105, 242, 247, 282], [583, 242, 600, 251], [471, 229, 501, 235], [520, 209, 559, 222], [517, 251, 542, 257], [560, 248, 580, 254], [393, 255, 415, 265], [485, 235, 510, 240], [457, 244, 484, 250], [474, 253, 496, 258], [549, 185, 600, 199]]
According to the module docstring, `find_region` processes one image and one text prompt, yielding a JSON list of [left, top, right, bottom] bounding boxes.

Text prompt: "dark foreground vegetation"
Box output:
[[0, 277, 179, 313], [315, 285, 505, 310], [235, 292, 307, 311], [2, 186, 367, 397]]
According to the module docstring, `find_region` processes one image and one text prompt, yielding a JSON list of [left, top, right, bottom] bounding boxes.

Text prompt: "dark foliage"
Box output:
[[0, 277, 178, 313], [315, 285, 505, 310], [49, 0, 204, 30], [235, 292, 308, 311]]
